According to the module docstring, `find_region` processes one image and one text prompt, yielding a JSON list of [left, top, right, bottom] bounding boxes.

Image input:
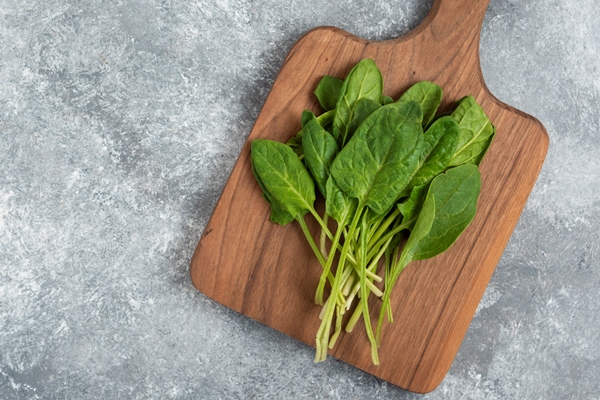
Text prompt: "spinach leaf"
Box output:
[[251, 139, 316, 218], [412, 164, 481, 260], [472, 125, 495, 166], [333, 59, 384, 144], [314, 75, 343, 111], [397, 192, 436, 268], [326, 177, 357, 224], [397, 183, 429, 231], [286, 109, 337, 159], [398, 81, 443, 127], [316, 109, 335, 127], [345, 98, 381, 143], [407, 116, 460, 191], [382, 95, 394, 105], [286, 132, 304, 158], [263, 192, 296, 225], [301, 111, 338, 197], [251, 159, 295, 225], [330, 101, 423, 215], [449, 96, 494, 166]]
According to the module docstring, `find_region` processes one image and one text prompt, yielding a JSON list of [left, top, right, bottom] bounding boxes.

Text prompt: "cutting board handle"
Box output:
[[428, 0, 490, 37], [387, 0, 491, 81]]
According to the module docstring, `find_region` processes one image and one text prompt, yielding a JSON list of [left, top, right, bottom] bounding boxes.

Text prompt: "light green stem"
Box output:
[[368, 208, 401, 249], [344, 234, 392, 328], [315, 206, 364, 362], [297, 216, 335, 286], [320, 213, 329, 259], [359, 215, 379, 365], [328, 304, 343, 349], [309, 208, 333, 241], [345, 301, 363, 332], [366, 218, 414, 261], [315, 217, 345, 306], [376, 253, 410, 347]]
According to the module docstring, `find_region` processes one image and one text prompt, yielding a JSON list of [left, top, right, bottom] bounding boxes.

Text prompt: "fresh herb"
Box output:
[[250, 59, 494, 365]]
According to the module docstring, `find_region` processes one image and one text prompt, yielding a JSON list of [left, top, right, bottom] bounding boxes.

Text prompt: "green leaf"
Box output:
[[325, 177, 357, 224], [398, 81, 443, 126], [301, 111, 312, 127], [449, 96, 494, 166], [398, 192, 436, 265], [382, 95, 394, 105], [251, 159, 295, 225], [314, 75, 343, 111], [406, 116, 460, 192], [345, 98, 381, 144], [316, 109, 335, 127], [330, 101, 423, 215], [472, 125, 495, 166], [263, 192, 296, 225], [333, 59, 384, 144], [251, 139, 316, 218], [412, 164, 481, 260], [301, 111, 338, 197], [287, 109, 337, 160], [286, 131, 304, 158], [397, 183, 429, 230]]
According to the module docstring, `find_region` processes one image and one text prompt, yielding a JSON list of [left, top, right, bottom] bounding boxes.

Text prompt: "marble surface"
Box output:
[[1, 0, 599, 398]]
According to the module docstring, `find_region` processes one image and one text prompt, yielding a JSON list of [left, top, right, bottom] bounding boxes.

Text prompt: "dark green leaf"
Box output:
[[330, 101, 423, 215], [412, 164, 481, 260], [263, 192, 296, 225], [406, 116, 460, 192], [286, 131, 304, 158], [301, 111, 338, 197], [472, 125, 495, 166], [325, 177, 357, 224], [251, 159, 295, 225], [345, 98, 381, 144], [449, 96, 494, 166], [397, 183, 429, 230], [398, 81, 443, 126], [314, 75, 343, 111], [382, 95, 394, 105], [301, 111, 312, 127], [316, 109, 335, 127], [397, 192, 436, 266], [333, 59, 384, 144], [251, 139, 316, 218]]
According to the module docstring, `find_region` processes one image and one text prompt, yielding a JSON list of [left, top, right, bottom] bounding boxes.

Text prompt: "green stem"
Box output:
[[350, 261, 383, 297], [309, 208, 334, 241], [359, 215, 379, 365], [341, 273, 356, 297], [376, 252, 410, 347], [368, 208, 401, 249], [328, 303, 343, 349], [345, 301, 363, 332], [344, 234, 392, 328], [297, 216, 335, 286], [366, 218, 414, 261], [315, 206, 364, 362], [315, 217, 345, 306], [320, 212, 329, 259]]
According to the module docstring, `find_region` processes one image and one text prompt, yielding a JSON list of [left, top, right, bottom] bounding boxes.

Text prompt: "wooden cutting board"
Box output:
[[190, 0, 548, 393]]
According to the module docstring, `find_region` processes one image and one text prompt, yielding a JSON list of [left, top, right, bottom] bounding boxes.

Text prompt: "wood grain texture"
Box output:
[[190, 0, 548, 393]]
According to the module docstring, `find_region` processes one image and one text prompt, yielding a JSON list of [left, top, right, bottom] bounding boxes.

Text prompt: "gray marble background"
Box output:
[[1, 0, 599, 398]]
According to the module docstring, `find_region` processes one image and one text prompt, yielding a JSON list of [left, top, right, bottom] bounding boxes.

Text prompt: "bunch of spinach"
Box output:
[[251, 58, 495, 365]]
